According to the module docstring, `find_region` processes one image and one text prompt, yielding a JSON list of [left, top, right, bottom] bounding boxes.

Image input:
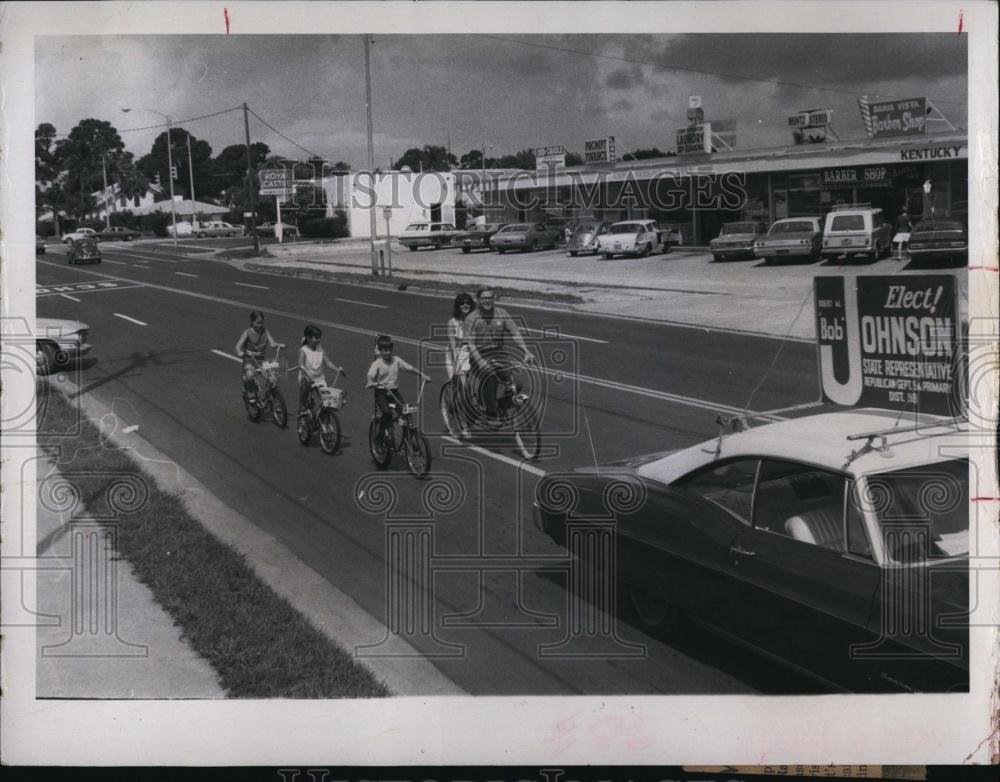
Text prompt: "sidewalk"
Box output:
[[239, 240, 970, 341]]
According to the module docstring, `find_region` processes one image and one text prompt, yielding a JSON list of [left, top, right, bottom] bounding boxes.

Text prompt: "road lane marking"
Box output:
[[335, 297, 388, 309], [524, 326, 607, 344], [101, 259, 127, 265], [60, 294, 81, 302], [114, 313, 148, 326], [211, 349, 241, 363], [36, 280, 143, 297], [36, 259, 773, 418], [441, 436, 546, 476], [235, 282, 269, 290], [175, 272, 199, 278], [104, 250, 178, 264]]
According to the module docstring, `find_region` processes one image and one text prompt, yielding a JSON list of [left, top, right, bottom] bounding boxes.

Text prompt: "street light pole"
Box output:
[[101, 154, 111, 229], [364, 34, 379, 276], [187, 133, 196, 220]]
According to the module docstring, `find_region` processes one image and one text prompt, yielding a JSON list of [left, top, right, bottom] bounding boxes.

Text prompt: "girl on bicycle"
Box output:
[[365, 335, 431, 438], [235, 311, 285, 403], [298, 324, 345, 415]]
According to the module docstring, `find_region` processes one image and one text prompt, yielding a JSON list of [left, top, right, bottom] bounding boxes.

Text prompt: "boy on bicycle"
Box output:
[[365, 335, 431, 440], [235, 310, 285, 405]]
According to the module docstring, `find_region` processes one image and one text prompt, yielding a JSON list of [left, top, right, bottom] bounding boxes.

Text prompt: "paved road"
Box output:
[[37, 241, 828, 694]]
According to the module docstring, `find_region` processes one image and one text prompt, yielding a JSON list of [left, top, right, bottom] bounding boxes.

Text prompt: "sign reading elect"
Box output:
[[815, 275, 960, 416]]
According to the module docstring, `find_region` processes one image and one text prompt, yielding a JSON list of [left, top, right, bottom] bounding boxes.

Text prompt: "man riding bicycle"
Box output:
[[464, 287, 535, 425]]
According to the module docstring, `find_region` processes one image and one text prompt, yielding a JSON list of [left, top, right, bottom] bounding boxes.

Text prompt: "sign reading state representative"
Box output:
[[815, 275, 960, 416]]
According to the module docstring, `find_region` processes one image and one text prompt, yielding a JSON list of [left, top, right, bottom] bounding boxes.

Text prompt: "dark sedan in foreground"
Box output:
[[66, 237, 102, 264], [450, 222, 506, 253], [534, 408, 969, 693], [907, 219, 968, 265]]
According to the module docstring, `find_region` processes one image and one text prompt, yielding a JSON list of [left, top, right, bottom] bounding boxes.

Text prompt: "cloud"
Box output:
[[611, 98, 634, 112], [606, 66, 644, 90]]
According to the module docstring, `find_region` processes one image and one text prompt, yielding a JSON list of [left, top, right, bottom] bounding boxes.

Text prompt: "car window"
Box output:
[[610, 224, 643, 234], [771, 221, 816, 234], [722, 222, 757, 234], [404, 224, 426, 231], [863, 459, 968, 563], [830, 215, 866, 231], [752, 459, 848, 551], [678, 458, 759, 524]]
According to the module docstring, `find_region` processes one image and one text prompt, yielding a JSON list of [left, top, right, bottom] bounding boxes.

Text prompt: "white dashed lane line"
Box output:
[[114, 313, 148, 326], [523, 326, 607, 345], [101, 259, 127, 265], [211, 349, 240, 363], [235, 282, 269, 290], [175, 272, 199, 278], [335, 297, 388, 309], [60, 294, 81, 302]]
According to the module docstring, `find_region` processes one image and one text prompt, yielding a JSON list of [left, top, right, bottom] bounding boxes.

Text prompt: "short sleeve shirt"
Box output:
[[465, 307, 519, 352]]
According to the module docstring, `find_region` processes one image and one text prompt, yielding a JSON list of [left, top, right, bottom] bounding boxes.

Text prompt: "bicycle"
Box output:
[[368, 379, 432, 477], [439, 374, 473, 441], [296, 368, 346, 455], [242, 346, 289, 428], [470, 357, 542, 460]]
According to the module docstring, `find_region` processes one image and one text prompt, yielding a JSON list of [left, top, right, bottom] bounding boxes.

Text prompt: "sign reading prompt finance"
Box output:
[[258, 168, 292, 196], [814, 275, 961, 415]]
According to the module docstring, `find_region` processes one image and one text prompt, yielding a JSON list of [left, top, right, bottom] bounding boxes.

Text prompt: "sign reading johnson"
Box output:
[[858, 96, 928, 138], [815, 275, 960, 416]]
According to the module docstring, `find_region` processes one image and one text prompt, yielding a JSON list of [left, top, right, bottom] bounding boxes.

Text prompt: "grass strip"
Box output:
[[38, 386, 390, 698]]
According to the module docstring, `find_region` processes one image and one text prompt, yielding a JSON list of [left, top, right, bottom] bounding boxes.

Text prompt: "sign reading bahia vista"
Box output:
[[815, 275, 961, 416]]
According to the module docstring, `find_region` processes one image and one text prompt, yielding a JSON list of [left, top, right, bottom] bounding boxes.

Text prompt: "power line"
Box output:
[[117, 105, 245, 133], [247, 107, 324, 160], [474, 34, 968, 108]]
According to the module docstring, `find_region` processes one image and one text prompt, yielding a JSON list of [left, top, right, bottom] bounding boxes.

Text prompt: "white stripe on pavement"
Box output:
[[524, 326, 607, 344], [235, 282, 269, 290], [335, 297, 388, 309], [211, 349, 241, 363], [441, 436, 546, 476], [101, 259, 127, 265], [113, 313, 148, 326], [175, 272, 198, 278], [60, 294, 81, 302]]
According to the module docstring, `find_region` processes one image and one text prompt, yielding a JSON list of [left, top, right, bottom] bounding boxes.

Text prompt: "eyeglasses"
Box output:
[[479, 296, 495, 302], [460, 302, 473, 308]]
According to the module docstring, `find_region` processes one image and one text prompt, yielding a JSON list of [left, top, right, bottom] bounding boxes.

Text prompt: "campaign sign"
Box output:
[[815, 275, 960, 415]]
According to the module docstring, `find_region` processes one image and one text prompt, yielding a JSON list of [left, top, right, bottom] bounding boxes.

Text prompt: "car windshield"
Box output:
[[404, 224, 427, 231], [609, 223, 643, 234], [721, 222, 758, 235], [484, 223, 503, 232], [830, 215, 866, 231], [501, 224, 529, 232], [865, 459, 969, 562], [770, 221, 815, 234]]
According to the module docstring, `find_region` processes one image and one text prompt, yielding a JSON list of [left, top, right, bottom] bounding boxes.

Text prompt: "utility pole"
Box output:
[[186, 134, 196, 223], [165, 119, 178, 246], [101, 154, 111, 228], [243, 102, 260, 254], [364, 34, 378, 275]]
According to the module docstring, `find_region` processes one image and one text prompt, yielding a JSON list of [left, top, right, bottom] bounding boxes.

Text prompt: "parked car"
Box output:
[[257, 221, 299, 238], [398, 222, 462, 251], [596, 220, 669, 259], [62, 227, 98, 244], [821, 205, 893, 261], [36, 317, 92, 375], [35, 236, 46, 254], [193, 221, 245, 238], [66, 237, 102, 265], [567, 220, 612, 256], [534, 408, 969, 693], [490, 223, 561, 253], [94, 226, 142, 242], [754, 217, 824, 263], [907, 219, 968, 266], [543, 217, 572, 244], [450, 223, 506, 253], [709, 221, 768, 262]]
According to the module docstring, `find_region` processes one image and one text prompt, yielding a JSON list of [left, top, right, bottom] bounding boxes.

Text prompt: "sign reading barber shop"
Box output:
[[815, 275, 961, 415]]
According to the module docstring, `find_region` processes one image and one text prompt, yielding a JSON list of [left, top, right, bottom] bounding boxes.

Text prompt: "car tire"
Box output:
[[407, 245, 417, 251], [197, 232, 207, 238], [497, 247, 506, 254], [462, 247, 471, 254], [711, 254, 721, 262], [640, 243, 651, 257], [569, 250, 578, 257], [602, 253, 613, 261]]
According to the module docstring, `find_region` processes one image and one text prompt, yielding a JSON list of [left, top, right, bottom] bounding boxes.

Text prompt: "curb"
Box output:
[[48, 375, 466, 697]]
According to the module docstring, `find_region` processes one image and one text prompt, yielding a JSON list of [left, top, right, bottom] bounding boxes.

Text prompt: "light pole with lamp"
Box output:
[[480, 143, 494, 222], [123, 107, 177, 245]]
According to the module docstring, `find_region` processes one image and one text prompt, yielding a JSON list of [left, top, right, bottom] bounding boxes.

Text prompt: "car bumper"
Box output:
[[492, 240, 529, 250], [711, 246, 755, 258], [755, 246, 817, 258]]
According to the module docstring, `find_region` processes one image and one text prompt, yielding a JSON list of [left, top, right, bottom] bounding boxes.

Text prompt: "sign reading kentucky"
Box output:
[[815, 275, 961, 415]]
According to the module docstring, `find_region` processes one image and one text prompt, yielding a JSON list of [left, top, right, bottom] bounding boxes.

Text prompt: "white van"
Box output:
[[821, 205, 892, 261]]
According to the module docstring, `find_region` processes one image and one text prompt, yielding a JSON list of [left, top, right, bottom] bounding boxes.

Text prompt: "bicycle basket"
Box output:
[[319, 386, 345, 410]]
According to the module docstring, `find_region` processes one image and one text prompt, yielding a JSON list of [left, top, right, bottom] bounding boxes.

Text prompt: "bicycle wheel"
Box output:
[[270, 388, 288, 428], [368, 419, 392, 468], [403, 429, 432, 478], [243, 390, 262, 422], [318, 409, 342, 454], [439, 382, 459, 437], [512, 407, 542, 460], [297, 411, 311, 445]]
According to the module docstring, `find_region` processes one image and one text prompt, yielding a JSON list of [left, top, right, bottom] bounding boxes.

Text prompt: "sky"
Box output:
[[35, 32, 968, 168]]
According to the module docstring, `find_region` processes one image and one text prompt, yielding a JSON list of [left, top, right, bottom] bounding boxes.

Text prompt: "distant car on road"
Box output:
[[398, 222, 461, 250], [450, 222, 506, 253], [66, 237, 102, 265], [193, 221, 245, 238], [907, 219, 968, 266], [567, 220, 611, 256], [709, 221, 768, 262], [754, 217, 823, 263], [257, 221, 299, 238], [490, 223, 561, 253], [534, 408, 970, 693], [36, 317, 92, 375], [62, 227, 98, 244], [821, 206, 892, 261], [597, 220, 668, 259], [36, 236, 46, 254], [94, 226, 142, 242]]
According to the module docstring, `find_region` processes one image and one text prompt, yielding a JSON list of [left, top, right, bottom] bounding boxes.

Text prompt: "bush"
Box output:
[[300, 210, 349, 239], [139, 212, 173, 238], [108, 210, 140, 230]]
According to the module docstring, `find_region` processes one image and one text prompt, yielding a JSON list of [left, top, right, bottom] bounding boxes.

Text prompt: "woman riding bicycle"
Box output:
[[235, 311, 285, 404], [297, 324, 345, 416]]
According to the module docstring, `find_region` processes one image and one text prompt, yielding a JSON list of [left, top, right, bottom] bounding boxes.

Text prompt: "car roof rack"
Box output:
[[846, 415, 967, 443]]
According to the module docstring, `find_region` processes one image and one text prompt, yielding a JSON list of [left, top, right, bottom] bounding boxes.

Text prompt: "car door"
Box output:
[[719, 459, 883, 689]]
